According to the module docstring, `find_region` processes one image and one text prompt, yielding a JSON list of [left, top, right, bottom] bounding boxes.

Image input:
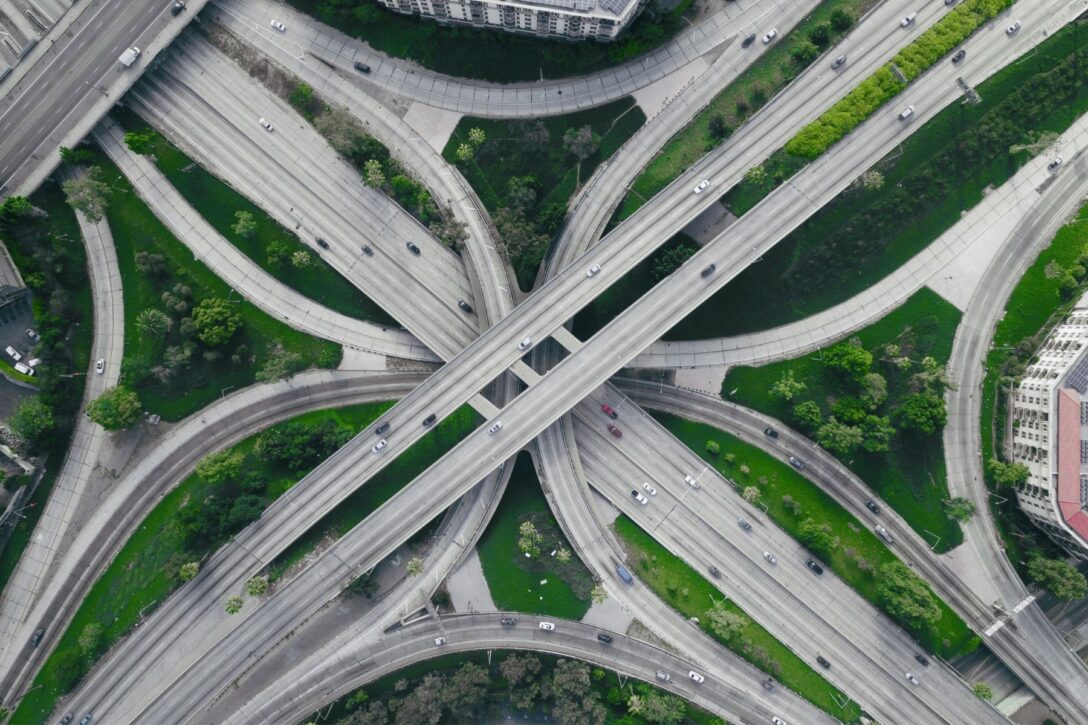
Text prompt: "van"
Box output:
[[14, 362, 33, 376], [898, 105, 915, 121], [875, 524, 894, 544], [616, 564, 634, 584], [5, 345, 21, 361]]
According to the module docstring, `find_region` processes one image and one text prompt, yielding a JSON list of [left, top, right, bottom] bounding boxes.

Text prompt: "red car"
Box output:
[[601, 404, 618, 419], [608, 425, 622, 438]]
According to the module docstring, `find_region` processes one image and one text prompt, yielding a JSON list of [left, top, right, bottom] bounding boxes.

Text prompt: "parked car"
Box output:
[[816, 655, 831, 669], [608, 424, 622, 438], [1006, 20, 1021, 35], [951, 48, 966, 63], [831, 55, 847, 69], [601, 404, 618, 419], [597, 633, 613, 643], [353, 61, 371, 73], [737, 518, 752, 531], [458, 299, 473, 313], [865, 499, 880, 514], [259, 117, 273, 131], [900, 12, 916, 27], [5, 345, 21, 361], [741, 33, 757, 48], [788, 456, 805, 470], [763, 426, 779, 438], [270, 18, 286, 31], [763, 550, 778, 564], [762, 28, 778, 43], [539, 621, 555, 631], [25, 328, 40, 342], [406, 241, 421, 255], [500, 617, 517, 627], [805, 558, 824, 575], [631, 489, 649, 505], [692, 179, 710, 194], [371, 439, 387, 454], [1049, 157, 1064, 172], [15, 362, 34, 376], [487, 421, 503, 436], [587, 264, 601, 277], [688, 670, 705, 683], [422, 414, 437, 427], [642, 482, 657, 496]]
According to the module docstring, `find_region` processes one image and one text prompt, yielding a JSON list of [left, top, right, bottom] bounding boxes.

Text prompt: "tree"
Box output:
[[246, 576, 269, 596], [706, 600, 747, 641], [225, 595, 244, 614], [0, 196, 34, 226], [518, 520, 543, 556], [10, 397, 56, 447], [861, 170, 885, 189], [651, 242, 696, 281], [744, 164, 767, 184], [501, 651, 543, 707], [944, 497, 976, 523], [406, 556, 424, 576], [59, 146, 96, 165], [988, 458, 1030, 486], [590, 584, 608, 605], [363, 158, 386, 188], [823, 341, 872, 380], [798, 517, 839, 553], [78, 623, 104, 655], [816, 417, 864, 454], [563, 125, 598, 162], [136, 308, 172, 338], [876, 561, 941, 628], [769, 369, 806, 401], [256, 418, 353, 470], [123, 131, 154, 155], [807, 22, 831, 47], [87, 386, 142, 430], [1026, 556, 1088, 600], [192, 298, 242, 346], [792, 400, 823, 431], [134, 251, 167, 279], [232, 210, 257, 239], [829, 7, 855, 32], [455, 143, 474, 162], [255, 342, 306, 383], [179, 562, 200, 582], [556, 547, 572, 564], [468, 127, 486, 145], [495, 207, 549, 283], [861, 372, 888, 407], [429, 215, 468, 250], [443, 662, 490, 712], [742, 486, 760, 503], [790, 41, 819, 67], [973, 682, 993, 701], [547, 659, 606, 725], [635, 688, 687, 724], [860, 415, 895, 453], [291, 250, 312, 270], [62, 167, 110, 222], [314, 107, 366, 155], [195, 449, 244, 484], [897, 392, 947, 436], [707, 114, 732, 141], [705, 440, 720, 456], [506, 175, 538, 211]]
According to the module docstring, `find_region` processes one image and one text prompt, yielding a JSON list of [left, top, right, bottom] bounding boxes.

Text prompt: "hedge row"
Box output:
[[785, 0, 1017, 158]]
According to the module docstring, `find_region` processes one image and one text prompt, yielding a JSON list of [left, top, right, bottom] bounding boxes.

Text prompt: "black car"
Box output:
[[171, 1, 186, 15], [761, 678, 775, 692], [763, 426, 779, 439], [805, 558, 824, 575], [406, 242, 421, 255], [708, 565, 721, 579], [458, 299, 473, 314], [597, 633, 613, 643], [741, 33, 757, 48], [701, 264, 716, 278], [316, 237, 330, 250], [30, 628, 44, 647], [361, 244, 373, 256], [353, 61, 371, 73], [951, 49, 966, 64], [816, 655, 831, 669], [375, 421, 390, 436], [915, 653, 930, 667], [500, 616, 516, 627], [422, 414, 437, 427], [865, 499, 880, 514]]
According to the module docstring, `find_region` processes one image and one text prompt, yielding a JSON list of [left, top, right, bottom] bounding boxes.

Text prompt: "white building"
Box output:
[[1011, 302, 1088, 559], [375, 0, 646, 42]]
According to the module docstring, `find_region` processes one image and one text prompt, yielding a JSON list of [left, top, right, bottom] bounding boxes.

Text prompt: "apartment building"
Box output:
[[375, 0, 645, 42]]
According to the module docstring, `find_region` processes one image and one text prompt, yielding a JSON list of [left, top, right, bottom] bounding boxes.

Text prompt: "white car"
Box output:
[[487, 421, 503, 436], [762, 28, 777, 44], [688, 670, 705, 683], [270, 18, 286, 31], [5, 345, 21, 361], [25, 328, 40, 342], [772, 718, 788, 725], [259, 118, 273, 132], [14, 362, 33, 376], [517, 337, 532, 351], [95, 358, 105, 374], [642, 482, 657, 496], [1048, 157, 1064, 172], [371, 439, 387, 454], [898, 105, 915, 121], [900, 12, 916, 27], [684, 474, 700, 489], [692, 179, 710, 194], [631, 489, 649, 505], [905, 672, 920, 685], [587, 264, 601, 277], [1006, 20, 1021, 35], [434, 637, 446, 646], [539, 621, 555, 631], [763, 550, 778, 564]]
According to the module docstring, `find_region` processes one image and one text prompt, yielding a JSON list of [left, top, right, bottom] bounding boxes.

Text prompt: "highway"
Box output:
[[61, 2, 1088, 720]]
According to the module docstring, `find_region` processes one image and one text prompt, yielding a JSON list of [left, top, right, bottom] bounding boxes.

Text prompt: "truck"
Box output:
[[118, 47, 141, 67]]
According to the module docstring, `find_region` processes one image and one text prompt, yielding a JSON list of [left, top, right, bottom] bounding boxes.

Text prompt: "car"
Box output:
[[616, 564, 634, 583], [79, 716, 92, 725], [1049, 157, 1064, 172], [95, 358, 104, 374], [518, 337, 532, 351], [631, 489, 649, 505], [270, 18, 286, 31], [898, 105, 915, 120], [26, 328, 40, 342], [831, 55, 847, 69], [865, 499, 880, 514], [763, 550, 778, 564], [805, 558, 824, 575], [692, 179, 710, 194], [597, 633, 613, 643], [788, 456, 805, 470], [487, 421, 503, 436], [608, 424, 622, 438], [587, 264, 601, 277], [26, 358, 40, 367], [458, 299, 473, 314], [1006, 20, 1021, 35], [688, 670, 705, 683], [762, 28, 778, 43], [316, 237, 329, 250], [945, 0, 958, 5], [905, 672, 920, 685], [601, 404, 618, 419], [701, 264, 716, 277], [656, 670, 671, 682], [15, 362, 33, 376], [763, 426, 779, 439], [375, 421, 390, 435], [737, 518, 752, 531], [816, 655, 831, 669], [741, 33, 757, 48], [259, 117, 273, 131], [915, 653, 930, 666], [434, 637, 446, 646], [361, 244, 374, 256], [539, 621, 555, 631], [406, 242, 421, 255], [171, 1, 186, 15], [422, 414, 437, 427], [900, 12, 916, 27], [371, 439, 387, 454], [642, 482, 657, 496], [684, 474, 700, 489], [875, 524, 894, 544], [708, 565, 721, 578], [353, 61, 371, 73], [772, 718, 788, 725], [30, 628, 44, 646], [500, 616, 516, 626], [762, 678, 776, 691], [5, 345, 21, 361], [59, 715, 74, 725], [951, 48, 966, 63]]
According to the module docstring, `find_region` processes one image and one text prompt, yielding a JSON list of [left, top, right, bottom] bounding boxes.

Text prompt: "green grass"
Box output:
[[12, 402, 392, 724], [614, 516, 863, 722], [475, 452, 593, 620], [722, 289, 964, 552], [650, 411, 978, 658], [287, 0, 694, 84], [0, 357, 37, 384], [112, 108, 394, 326], [86, 149, 341, 420], [268, 405, 481, 578]]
